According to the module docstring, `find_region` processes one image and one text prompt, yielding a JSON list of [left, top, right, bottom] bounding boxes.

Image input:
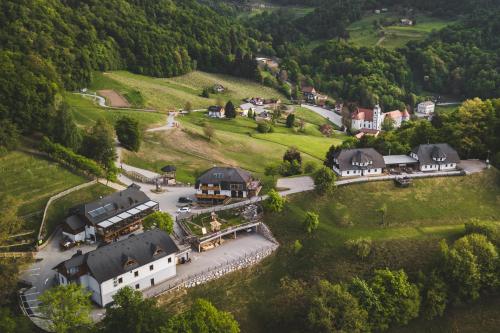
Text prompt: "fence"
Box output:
[[0, 251, 36, 258], [335, 170, 465, 187], [149, 244, 278, 298], [36, 180, 98, 248]]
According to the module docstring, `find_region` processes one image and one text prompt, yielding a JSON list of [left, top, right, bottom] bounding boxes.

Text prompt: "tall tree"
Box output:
[[165, 299, 240, 333], [115, 116, 141, 152], [51, 103, 81, 151], [100, 286, 165, 333], [81, 119, 116, 170], [143, 211, 174, 234], [313, 166, 336, 195], [39, 284, 92, 333], [308, 280, 368, 333], [303, 211, 320, 234], [225, 101, 236, 118]]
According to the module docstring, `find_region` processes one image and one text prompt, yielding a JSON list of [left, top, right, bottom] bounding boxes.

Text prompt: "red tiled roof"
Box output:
[[352, 108, 374, 121], [302, 86, 316, 93], [384, 110, 403, 120]]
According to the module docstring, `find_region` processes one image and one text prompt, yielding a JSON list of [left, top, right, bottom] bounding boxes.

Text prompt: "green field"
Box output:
[[44, 183, 115, 236], [66, 93, 165, 129], [0, 151, 88, 231], [160, 169, 500, 332], [347, 12, 455, 49], [100, 71, 287, 111], [122, 111, 345, 183], [89, 72, 145, 107]]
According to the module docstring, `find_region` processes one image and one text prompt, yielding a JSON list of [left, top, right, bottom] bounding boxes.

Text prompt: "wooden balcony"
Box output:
[[195, 193, 227, 200]]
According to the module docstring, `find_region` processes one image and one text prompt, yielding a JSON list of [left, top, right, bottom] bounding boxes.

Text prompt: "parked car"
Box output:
[[178, 197, 193, 204], [177, 207, 191, 213], [59, 237, 77, 250]]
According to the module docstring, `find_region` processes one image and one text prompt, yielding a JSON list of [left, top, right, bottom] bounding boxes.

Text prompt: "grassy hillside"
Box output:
[[0, 150, 88, 230], [66, 93, 164, 129], [347, 12, 455, 49], [160, 169, 500, 332], [122, 111, 345, 183], [101, 71, 287, 110]]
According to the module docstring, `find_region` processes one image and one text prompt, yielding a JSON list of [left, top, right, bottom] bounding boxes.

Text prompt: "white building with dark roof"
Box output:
[[410, 143, 460, 171], [54, 230, 179, 307], [417, 101, 435, 115], [332, 148, 386, 177], [195, 167, 261, 204]]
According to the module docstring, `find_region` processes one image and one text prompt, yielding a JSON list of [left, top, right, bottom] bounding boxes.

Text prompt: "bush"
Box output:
[[464, 220, 499, 242], [293, 240, 303, 254], [345, 237, 372, 259], [257, 121, 273, 133], [40, 137, 105, 178], [303, 161, 318, 174], [313, 166, 336, 195], [265, 189, 285, 213], [278, 160, 302, 176]]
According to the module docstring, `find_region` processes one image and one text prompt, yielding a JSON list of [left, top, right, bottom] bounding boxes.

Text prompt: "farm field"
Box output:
[[122, 110, 345, 183], [160, 169, 500, 333], [100, 70, 287, 111], [44, 184, 115, 236], [90, 72, 145, 107], [0, 150, 88, 230], [347, 12, 455, 49], [66, 93, 164, 129]]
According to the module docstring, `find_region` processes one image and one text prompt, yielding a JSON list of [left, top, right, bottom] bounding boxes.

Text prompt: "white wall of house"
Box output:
[[208, 111, 224, 118], [62, 231, 85, 242], [333, 167, 382, 177], [85, 225, 95, 239], [418, 103, 435, 114], [100, 254, 176, 307]]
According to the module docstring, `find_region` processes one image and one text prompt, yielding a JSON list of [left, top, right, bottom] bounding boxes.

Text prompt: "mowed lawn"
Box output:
[[122, 110, 345, 183], [348, 12, 455, 49], [0, 151, 88, 230], [45, 183, 115, 236], [66, 93, 165, 129], [101, 70, 287, 110], [160, 169, 500, 333]]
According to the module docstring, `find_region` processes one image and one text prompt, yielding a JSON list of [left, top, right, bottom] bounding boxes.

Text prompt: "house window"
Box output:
[[135, 284, 140, 290], [347, 171, 350, 175], [151, 278, 155, 286], [134, 271, 139, 277], [149, 265, 154, 271], [118, 277, 123, 284], [168, 257, 172, 263]]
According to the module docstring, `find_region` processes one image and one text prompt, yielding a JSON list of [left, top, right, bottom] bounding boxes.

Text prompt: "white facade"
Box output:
[[410, 152, 457, 171], [197, 183, 248, 198], [333, 166, 383, 177], [351, 105, 383, 131], [58, 253, 177, 307], [417, 101, 435, 115], [62, 231, 85, 242], [208, 111, 224, 118]]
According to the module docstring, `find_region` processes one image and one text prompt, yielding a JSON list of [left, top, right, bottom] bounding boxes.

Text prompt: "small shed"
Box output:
[[160, 165, 177, 185]]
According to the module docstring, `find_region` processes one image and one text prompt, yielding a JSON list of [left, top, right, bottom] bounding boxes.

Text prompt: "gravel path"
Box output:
[[300, 104, 344, 127]]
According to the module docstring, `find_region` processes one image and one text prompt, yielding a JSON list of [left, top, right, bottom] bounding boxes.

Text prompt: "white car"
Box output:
[[177, 207, 191, 213]]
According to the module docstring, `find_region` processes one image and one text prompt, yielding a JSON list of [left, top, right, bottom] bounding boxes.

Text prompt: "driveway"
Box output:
[[20, 232, 98, 320], [277, 176, 314, 195], [300, 104, 343, 128], [459, 160, 488, 174]]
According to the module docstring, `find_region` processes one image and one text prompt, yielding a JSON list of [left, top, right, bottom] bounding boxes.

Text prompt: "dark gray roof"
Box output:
[[63, 215, 86, 234], [208, 106, 223, 112], [196, 167, 252, 186], [333, 148, 386, 171], [58, 230, 179, 283], [71, 184, 150, 225], [412, 144, 460, 165], [161, 165, 176, 173]]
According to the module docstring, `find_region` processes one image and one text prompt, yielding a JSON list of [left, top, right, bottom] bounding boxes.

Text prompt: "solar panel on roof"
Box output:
[[127, 208, 140, 215], [117, 212, 132, 219], [98, 220, 112, 228], [144, 201, 158, 207], [136, 205, 148, 211], [108, 216, 122, 223], [104, 203, 114, 212]]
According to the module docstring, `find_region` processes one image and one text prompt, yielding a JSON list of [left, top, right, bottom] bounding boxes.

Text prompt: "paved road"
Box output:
[[146, 112, 177, 132], [300, 104, 343, 128], [74, 92, 157, 112]]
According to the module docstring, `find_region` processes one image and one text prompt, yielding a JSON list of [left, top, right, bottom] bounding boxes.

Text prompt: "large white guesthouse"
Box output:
[[54, 230, 179, 307]]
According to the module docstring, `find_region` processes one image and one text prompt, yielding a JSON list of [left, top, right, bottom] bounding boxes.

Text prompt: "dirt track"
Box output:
[[97, 89, 131, 107]]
